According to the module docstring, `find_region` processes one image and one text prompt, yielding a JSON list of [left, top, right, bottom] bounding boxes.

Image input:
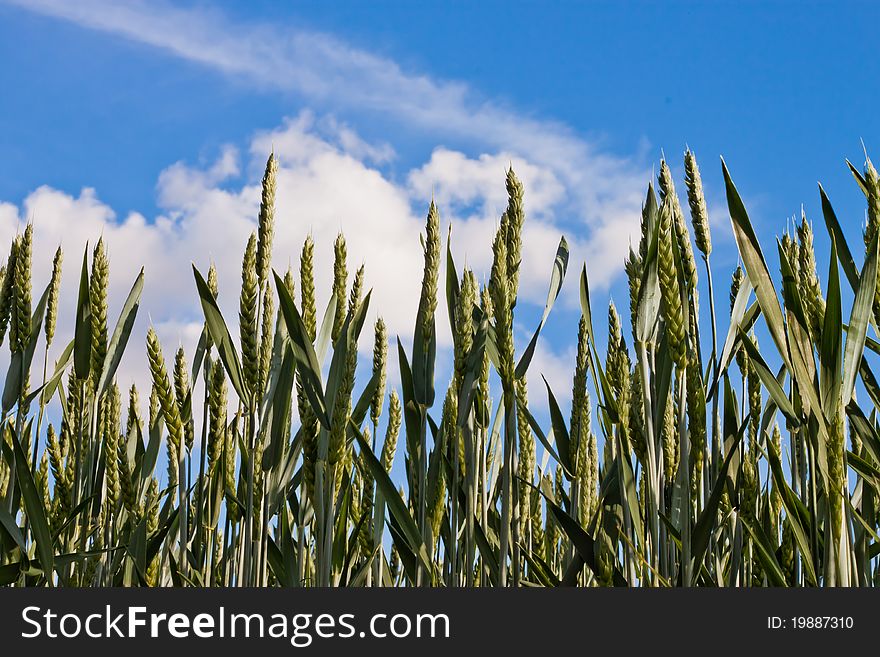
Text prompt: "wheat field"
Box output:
[[0, 149, 878, 587]]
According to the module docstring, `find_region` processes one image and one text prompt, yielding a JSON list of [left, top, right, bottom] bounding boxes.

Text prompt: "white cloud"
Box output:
[[408, 148, 596, 307], [408, 149, 566, 219]]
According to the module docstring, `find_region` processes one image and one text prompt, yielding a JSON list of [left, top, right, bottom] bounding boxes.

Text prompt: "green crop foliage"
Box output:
[[1, 153, 879, 588]]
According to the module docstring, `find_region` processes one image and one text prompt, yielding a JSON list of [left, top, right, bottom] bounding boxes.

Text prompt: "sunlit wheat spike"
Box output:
[[769, 424, 783, 525], [0, 236, 18, 347], [605, 300, 623, 392], [146, 327, 184, 488], [570, 315, 590, 472], [148, 382, 159, 428], [746, 333, 761, 452], [61, 373, 81, 487], [662, 384, 678, 482], [796, 215, 825, 342], [329, 326, 357, 466], [332, 232, 348, 343], [586, 431, 598, 523], [779, 229, 799, 281], [297, 269, 320, 508], [575, 406, 593, 525], [104, 384, 121, 507], [239, 232, 259, 397], [348, 264, 365, 318], [275, 265, 292, 297], [145, 478, 160, 586], [173, 346, 194, 451], [827, 409, 847, 556], [299, 389, 318, 502], [300, 235, 317, 342], [454, 268, 477, 389], [657, 197, 686, 367], [89, 237, 109, 387], [258, 287, 274, 397], [370, 317, 387, 428], [207, 261, 219, 298], [658, 159, 697, 291], [489, 217, 514, 381], [624, 247, 642, 335], [46, 424, 68, 519], [684, 148, 712, 257], [428, 388, 454, 545], [13, 225, 33, 354], [251, 433, 265, 543], [629, 364, 646, 466], [863, 159, 880, 327], [686, 346, 706, 491], [415, 201, 441, 355], [478, 285, 492, 413], [516, 377, 535, 535], [45, 245, 62, 347], [207, 359, 227, 476], [607, 300, 632, 452], [205, 261, 219, 352], [256, 151, 277, 287], [118, 421, 138, 519], [381, 389, 401, 474], [504, 167, 525, 300], [864, 157, 880, 250]]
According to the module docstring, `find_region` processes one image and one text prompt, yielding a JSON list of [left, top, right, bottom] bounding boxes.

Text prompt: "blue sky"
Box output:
[[0, 0, 878, 425]]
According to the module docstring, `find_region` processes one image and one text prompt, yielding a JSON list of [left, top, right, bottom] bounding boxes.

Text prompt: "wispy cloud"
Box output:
[[8, 0, 651, 288]]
